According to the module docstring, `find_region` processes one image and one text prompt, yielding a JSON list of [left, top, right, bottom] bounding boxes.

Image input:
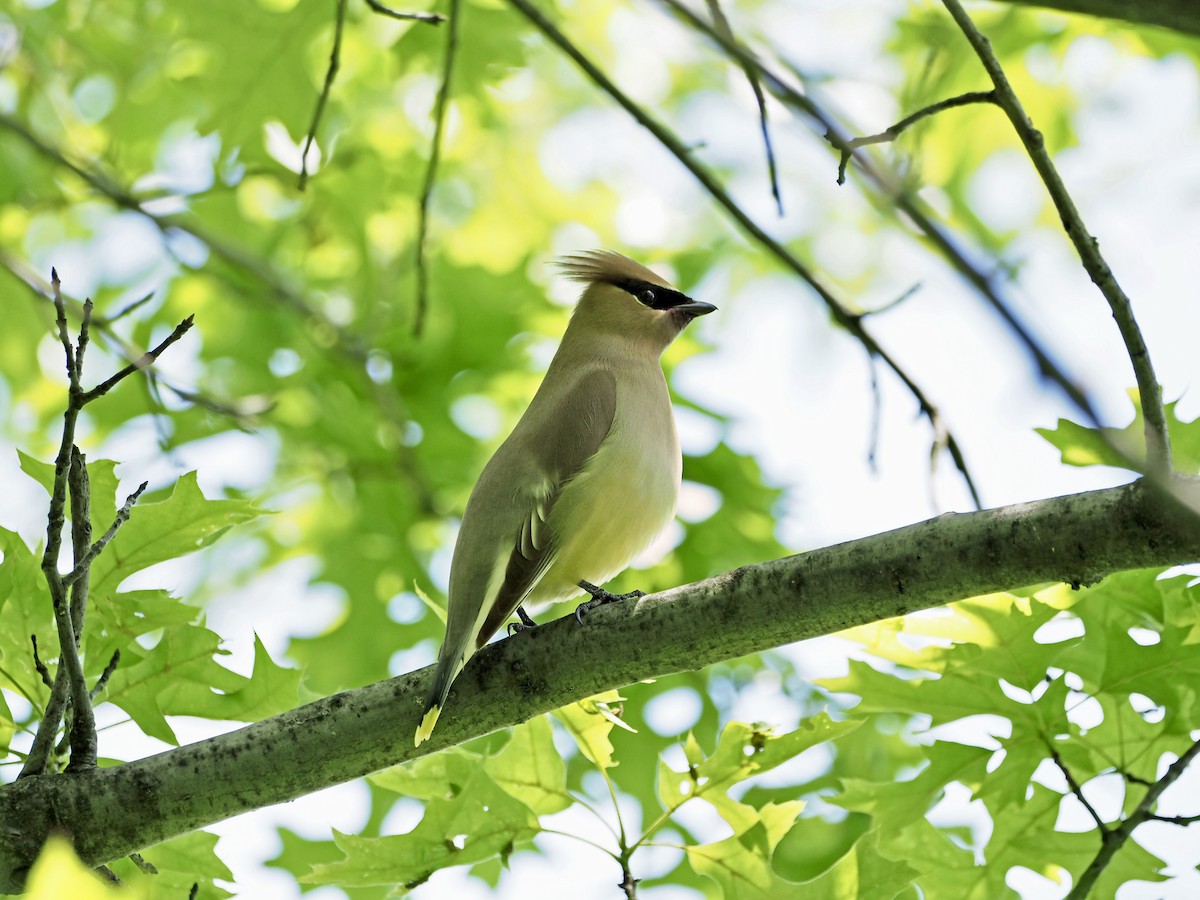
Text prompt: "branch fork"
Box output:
[[19, 270, 193, 779]]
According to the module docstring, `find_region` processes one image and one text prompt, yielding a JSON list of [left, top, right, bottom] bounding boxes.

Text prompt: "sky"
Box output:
[[2, 0, 1199, 897]]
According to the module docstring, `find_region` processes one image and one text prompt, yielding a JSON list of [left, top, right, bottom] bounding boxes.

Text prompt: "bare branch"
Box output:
[[0, 114, 367, 364], [1150, 813, 1200, 826], [299, 0, 348, 191], [63, 482, 149, 588], [61, 446, 98, 770], [364, 0, 445, 24], [80, 316, 195, 404], [703, 0, 782, 214], [90, 651, 121, 701], [653, 0, 1108, 461], [940, 0, 1172, 476], [0, 478, 1195, 888], [508, 0, 984, 507], [832, 91, 998, 185], [413, 0, 462, 336], [95, 289, 155, 326], [1048, 742, 1109, 832], [29, 637, 53, 692], [995, 0, 1200, 36]]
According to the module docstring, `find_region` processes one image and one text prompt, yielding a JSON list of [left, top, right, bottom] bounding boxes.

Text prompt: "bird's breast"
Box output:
[[532, 368, 681, 602]]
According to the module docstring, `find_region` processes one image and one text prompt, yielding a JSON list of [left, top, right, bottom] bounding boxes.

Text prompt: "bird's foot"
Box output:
[[506, 605, 539, 636], [575, 580, 645, 624]]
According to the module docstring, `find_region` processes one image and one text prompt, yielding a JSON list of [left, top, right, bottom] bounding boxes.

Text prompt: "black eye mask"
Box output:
[[616, 279, 693, 310]]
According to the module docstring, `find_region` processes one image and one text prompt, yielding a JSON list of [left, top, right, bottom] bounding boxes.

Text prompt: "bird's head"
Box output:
[[558, 250, 716, 354]]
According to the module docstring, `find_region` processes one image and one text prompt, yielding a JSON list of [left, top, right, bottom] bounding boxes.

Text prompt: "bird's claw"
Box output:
[[575, 580, 645, 624], [507, 605, 538, 636]]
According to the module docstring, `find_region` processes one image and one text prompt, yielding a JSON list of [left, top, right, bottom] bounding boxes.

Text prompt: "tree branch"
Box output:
[[20, 272, 188, 778], [298, 0, 348, 191], [0, 114, 367, 365], [508, 0, 983, 508], [940, 0, 1172, 476], [1068, 737, 1200, 899], [0, 478, 1196, 889], [0, 124, 435, 513], [413, 0, 462, 336], [993, 0, 1200, 36], [654, 0, 1106, 458], [833, 91, 998, 185], [1048, 742, 1108, 832], [80, 317, 195, 404], [702, 0, 782, 215], [364, 0, 445, 24]]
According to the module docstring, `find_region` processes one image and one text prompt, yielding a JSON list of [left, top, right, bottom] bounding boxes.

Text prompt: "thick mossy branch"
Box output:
[[996, 0, 1199, 36], [0, 479, 1196, 890]]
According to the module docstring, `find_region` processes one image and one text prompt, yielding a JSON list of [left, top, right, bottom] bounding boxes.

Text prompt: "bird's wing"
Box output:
[[474, 367, 618, 644]]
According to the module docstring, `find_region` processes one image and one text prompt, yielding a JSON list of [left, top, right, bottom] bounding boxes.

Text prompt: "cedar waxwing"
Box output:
[[415, 251, 716, 746]]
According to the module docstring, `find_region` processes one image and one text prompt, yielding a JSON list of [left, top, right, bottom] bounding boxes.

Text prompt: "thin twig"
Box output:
[[20, 671, 69, 778], [35, 271, 96, 773], [80, 317, 195, 404], [299, 0, 348, 191], [508, 0, 983, 507], [866, 353, 882, 473], [30, 637, 53, 691], [0, 114, 366, 363], [63, 482, 149, 588], [1068, 738, 1200, 899], [703, 0, 781, 214], [833, 90, 998, 184], [1151, 813, 1200, 826], [90, 650, 121, 700], [653, 0, 1104, 465], [128, 852, 157, 875], [62, 445, 98, 770], [413, 0, 462, 336], [364, 0, 445, 23], [2, 254, 265, 432], [22, 271, 183, 775], [74, 298, 93, 380], [0, 126, 434, 509], [618, 863, 639, 900], [939, 0, 1172, 477], [1048, 743, 1108, 832], [95, 289, 155, 326]]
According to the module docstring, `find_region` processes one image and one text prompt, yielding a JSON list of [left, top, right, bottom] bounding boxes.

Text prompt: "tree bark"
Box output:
[[996, 0, 1199, 36], [0, 478, 1197, 891]]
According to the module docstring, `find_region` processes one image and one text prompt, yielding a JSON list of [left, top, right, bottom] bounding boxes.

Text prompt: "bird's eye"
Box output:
[[637, 289, 656, 307]]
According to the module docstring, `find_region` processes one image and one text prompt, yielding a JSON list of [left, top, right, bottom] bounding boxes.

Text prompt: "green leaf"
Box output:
[[834, 741, 990, 828], [552, 689, 633, 771], [686, 801, 807, 899], [307, 752, 539, 889], [104, 626, 299, 744], [89, 471, 262, 598], [16, 449, 55, 499], [106, 830, 233, 899], [25, 837, 128, 900], [659, 716, 861, 833], [0, 526, 52, 706], [485, 716, 573, 816], [1035, 390, 1200, 473], [799, 828, 919, 900]]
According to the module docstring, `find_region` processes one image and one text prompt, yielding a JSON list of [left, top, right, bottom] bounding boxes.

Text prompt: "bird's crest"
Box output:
[[557, 250, 673, 290]]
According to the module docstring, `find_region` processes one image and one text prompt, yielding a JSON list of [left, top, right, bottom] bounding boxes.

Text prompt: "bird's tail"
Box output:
[[414, 657, 459, 747]]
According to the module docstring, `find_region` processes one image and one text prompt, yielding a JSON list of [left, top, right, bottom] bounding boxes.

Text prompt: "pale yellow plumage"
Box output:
[[415, 251, 715, 746]]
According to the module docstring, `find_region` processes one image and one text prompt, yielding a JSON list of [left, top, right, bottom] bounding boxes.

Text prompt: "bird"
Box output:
[[414, 250, 716, 747]]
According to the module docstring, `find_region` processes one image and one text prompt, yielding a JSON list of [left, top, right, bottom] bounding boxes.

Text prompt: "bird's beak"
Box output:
[[672, 301, 717, 319]]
